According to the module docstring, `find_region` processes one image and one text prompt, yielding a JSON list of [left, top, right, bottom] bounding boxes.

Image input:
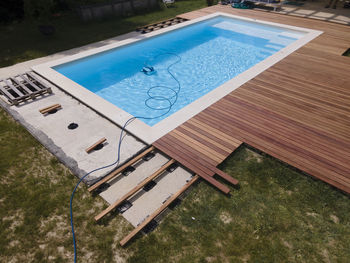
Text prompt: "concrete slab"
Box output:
[[0, 78, 146, 183]]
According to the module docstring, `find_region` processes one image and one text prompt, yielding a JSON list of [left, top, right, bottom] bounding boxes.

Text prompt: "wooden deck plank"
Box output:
[[199, 107, 350, 180], [192, 115, 350, 190], [219, 97, 350, 160], [209, 104, 350, 175], [153, 141, 231, 194], [155, 5, 350, 194]]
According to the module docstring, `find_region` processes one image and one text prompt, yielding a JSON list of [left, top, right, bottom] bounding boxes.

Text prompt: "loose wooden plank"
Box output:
[[119, 175, 200, 246], [213, 168, 239, 186], [39, 104, 62, 114], [39, 104, 60, 113], [95, 159, 176, 222], [88, 146, 155, 192], [85, 137, 107, 153]]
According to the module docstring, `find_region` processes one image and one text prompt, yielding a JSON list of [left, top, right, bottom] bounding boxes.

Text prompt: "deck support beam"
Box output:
[[119, 175, 199, 247]]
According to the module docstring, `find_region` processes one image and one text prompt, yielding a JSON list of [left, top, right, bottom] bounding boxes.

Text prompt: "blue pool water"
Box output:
[[54, 16, 305, 126]]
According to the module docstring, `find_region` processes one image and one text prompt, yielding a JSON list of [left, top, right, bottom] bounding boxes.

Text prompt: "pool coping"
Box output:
[[32, 12, 322, 144]]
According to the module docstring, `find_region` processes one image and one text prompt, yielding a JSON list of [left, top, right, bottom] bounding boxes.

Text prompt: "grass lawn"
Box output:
[[0, 0, 210, 68], [0, 106, 349, 262]]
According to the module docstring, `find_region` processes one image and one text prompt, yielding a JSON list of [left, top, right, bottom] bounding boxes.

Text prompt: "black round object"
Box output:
[[68, 123, 79, 130], [48, 109, 57, 114], [94, 143, 104, 151]]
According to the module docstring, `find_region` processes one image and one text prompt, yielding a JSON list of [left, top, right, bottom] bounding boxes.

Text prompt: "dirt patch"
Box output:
[[245, 149, 263, 163], [220, 212, 233, 224], [321, 249, 331, 263], [281, 238, 293, 249], [3, 210, 24, 231], [330, 215, 339, 224], [205, 256, 216, 262], [306, 212, 318, 217], [241, 254, 251, 262]]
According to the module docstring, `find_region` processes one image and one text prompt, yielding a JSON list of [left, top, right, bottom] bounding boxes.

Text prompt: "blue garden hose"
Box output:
[[70, 52, 181, 262]]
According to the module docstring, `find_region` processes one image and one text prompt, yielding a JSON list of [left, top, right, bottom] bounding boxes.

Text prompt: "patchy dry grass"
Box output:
[[0, 108, 131, 262], [1, 106, 349, 262]]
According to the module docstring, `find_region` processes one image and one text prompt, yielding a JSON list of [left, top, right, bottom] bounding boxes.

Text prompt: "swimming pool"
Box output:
[[33, 13, 322, 143]]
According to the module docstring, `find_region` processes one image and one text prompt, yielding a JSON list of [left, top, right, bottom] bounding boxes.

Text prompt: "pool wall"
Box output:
[[32, 12, 322, 144]]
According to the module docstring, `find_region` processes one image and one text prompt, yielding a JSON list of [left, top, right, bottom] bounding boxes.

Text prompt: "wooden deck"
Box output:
[[154, 5, 350, 194]]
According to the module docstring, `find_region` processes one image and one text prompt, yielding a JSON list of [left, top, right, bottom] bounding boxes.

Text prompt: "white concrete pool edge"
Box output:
[[32, 12, 323, 145]]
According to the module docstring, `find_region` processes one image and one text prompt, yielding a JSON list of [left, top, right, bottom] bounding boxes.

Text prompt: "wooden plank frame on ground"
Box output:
[[94, 159, 176, 222], [88, 146, 155, 192], [119, 174, 200, 247]]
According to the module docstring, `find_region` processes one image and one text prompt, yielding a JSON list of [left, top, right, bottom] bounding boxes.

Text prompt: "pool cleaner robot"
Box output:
[[141, 66, 156, 75]]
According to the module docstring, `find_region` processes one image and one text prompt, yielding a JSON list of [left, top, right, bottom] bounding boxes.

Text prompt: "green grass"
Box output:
[[342, 48, 350, 57], [0, 0, 209, 68], [0, 106, 349, 262]]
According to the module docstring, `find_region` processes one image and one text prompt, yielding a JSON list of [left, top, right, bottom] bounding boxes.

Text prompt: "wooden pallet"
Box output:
[[0, 72, 52, 105], [136, 17, 189, 34]]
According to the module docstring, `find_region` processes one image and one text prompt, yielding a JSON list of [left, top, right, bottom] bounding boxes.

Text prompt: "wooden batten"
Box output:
[[39, 104, 62, 114], [85, 137, 107, 153], [95, 159, 175, 222], [88, 146, 155, 192], [119, 175, 199, 247]]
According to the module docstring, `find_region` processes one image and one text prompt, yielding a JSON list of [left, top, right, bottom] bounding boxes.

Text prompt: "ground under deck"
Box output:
[[153, 5, 350, 194]]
